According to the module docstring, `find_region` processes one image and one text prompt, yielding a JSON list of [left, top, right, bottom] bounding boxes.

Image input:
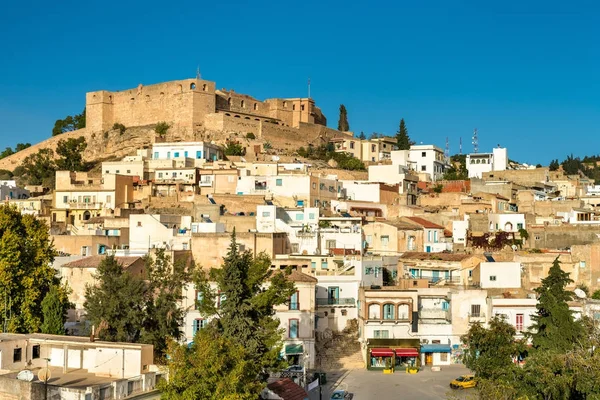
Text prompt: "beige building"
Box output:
[[398, 252, 484, 285], [273, 270, 318, 368], [52, 171, 134, 228], [364, 220, 424, 256], [330, 136, 398, 163]]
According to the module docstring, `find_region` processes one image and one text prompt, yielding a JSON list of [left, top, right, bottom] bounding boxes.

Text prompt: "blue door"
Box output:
[[426, 246, 431, 253]]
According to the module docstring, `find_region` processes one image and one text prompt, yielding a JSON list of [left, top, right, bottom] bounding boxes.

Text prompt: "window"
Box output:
[[137, 221, 142, 227], [254, 103, 258, 110], [301, 104, 305, 111], [126, 170, 131, 174], [371, 144, 376, 152], [440, 353, 448, 362], [381, 235, 389, 247], [283, 101, 287, 108], [174, 152, 180, 158], [350, 142, 355, 149], [471, 304, 481, 317], [295, 214, 304, 221], [442, 300, 449, 311], [311, 261, 316, 269], [63, 196, 68, 203], [194, 290, 203, 310], [516, 314, 524, 331], [192, 319, 207, 335], [489, 275, 497, 281], [368, 304, 381, 319], [289, 291, 299, 310], [291, 243, 299, 253], [312, 182, 316, 189], [535, 235, 540, 240], [196, 151, 202, 159], [421, 165, 426, 171], [241, 100, 245, 108], [580, 261, 587, 269], [326, 240, 336, 249], [366, 235, 373, 246], [276, 178, 283, 186], [13, 348, 22, 363], [383, 304, 395, 320], [262, 211, 270, 217], [468, 270, 473, 277], [322, 261, 328, 269], [106, 195, 111, 205], [398, 304, 410, 320], [407, 236, 416, 250], [217, 292, 226, 308], [32, 345, 40, 359], [167, 152, 171, 159], [517, 223, 523, 230], [289, 319, 299, 338], [421, 152, 426, 157], [154, 152, 159, 159], [374, 330, 389, 339], [309, 213, 315, 220]]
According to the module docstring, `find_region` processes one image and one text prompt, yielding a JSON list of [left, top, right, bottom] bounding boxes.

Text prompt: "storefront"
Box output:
[[420, 344, 452, 366], [285, 343, 304, 365], [394, 348, 419, 368], [369, 348, 394, 369]]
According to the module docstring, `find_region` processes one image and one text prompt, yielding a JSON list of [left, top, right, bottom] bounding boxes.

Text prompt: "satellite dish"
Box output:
[[38, 368, 51, 383], [574, 288, 587, 299], [16, 370, 34, 382]]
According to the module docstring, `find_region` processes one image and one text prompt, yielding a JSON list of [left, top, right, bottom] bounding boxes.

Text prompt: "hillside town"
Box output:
[[1, 77, 600, 399]]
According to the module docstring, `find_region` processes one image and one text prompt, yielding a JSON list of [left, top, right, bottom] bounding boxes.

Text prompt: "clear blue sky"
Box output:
[[1, 0, 598, 165]]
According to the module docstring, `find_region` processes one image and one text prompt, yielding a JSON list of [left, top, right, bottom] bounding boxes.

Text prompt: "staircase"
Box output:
[[316, 319, 365, 371]]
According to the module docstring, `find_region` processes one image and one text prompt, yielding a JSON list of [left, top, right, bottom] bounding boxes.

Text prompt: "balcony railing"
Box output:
[[468, 312, 486, 322], [419, 308, 451, 320], [65, 202, 105, 209], [316, 298, 356, 307]]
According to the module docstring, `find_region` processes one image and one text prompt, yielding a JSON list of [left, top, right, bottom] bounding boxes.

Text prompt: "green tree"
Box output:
[[223, 141, 245, 157], [529, 257, 584, 352], [549, 159, 560, 171], [0, 147, 14, 159], [161, 328, 264, 400], [84, 256, 148, 342], [15, 143, 31, 152], [55, 136, 88, 171], [395, 118, 414, 150], [52, 108, 86, 136], [155, 121, 170, 137], [0, 206, 63, 333], [140, 250, 190, 362], [358, 131, 366, 140], [442, 154, 468, 180], [592, 289, 600, 300], [337, 104, 349, 132], [162, 233, 296, 398], [20, 148, 56, 187], [432, 184, 443, 193], [462, 316, 522, 380], [562, 154, 583, 175], [0, 169, 12, 180], [41, 286, 70, 335]]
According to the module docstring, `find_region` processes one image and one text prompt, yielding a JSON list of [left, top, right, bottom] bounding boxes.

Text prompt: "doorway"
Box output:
[[327, 287, 339, 305], [425, 353, 433, 366]]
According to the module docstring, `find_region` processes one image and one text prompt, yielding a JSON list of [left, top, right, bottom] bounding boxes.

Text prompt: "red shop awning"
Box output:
[[370, 348, 394, 357], [395, 348, 419, 357]]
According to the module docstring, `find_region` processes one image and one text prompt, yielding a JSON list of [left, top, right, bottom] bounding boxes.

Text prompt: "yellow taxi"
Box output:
[[449, 374, 477, 389]]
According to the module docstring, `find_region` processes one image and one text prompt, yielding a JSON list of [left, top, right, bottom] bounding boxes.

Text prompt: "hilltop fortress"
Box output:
[[0, 78, 347, 171], [87, 77, 332, 138]]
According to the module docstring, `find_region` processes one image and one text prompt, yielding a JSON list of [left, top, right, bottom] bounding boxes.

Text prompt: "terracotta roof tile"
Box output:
[[404, 217, 445, 230], [267, 378, 308, 400], [62, 256, 142, 269]]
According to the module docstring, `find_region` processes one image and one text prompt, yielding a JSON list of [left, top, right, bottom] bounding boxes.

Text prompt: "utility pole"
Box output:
[[308, 77, 311, 99], [472, 128, 479, 153]]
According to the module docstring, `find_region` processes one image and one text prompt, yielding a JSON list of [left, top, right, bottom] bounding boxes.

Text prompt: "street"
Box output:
[[310, 365, 474, 400]]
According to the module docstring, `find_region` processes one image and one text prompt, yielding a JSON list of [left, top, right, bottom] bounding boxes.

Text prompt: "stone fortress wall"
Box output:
[[0, 77, 348, 170]]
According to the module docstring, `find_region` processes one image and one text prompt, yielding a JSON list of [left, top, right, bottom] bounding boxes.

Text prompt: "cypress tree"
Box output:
[[530, 257, 584, 352], [337, 104, 349, 132], [395, 118, 414, 150]]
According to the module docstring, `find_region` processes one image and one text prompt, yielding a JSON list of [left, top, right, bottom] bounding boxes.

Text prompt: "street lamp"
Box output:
[[43, 358, 51, 400]]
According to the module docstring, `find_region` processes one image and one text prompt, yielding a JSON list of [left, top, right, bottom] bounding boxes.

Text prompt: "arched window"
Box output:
[[504, 222, 513, 231], [383, 304, 395, 320], [228, 98, 232, 106], [407, 236, 416, 251], [83, 211, 91, 221], [254, 103, 258, 110], [368, 303, 381, 319], [202, 84, 207, 91], [398, 304, 410, 320], [190, 83, 196, 90], [241, 100, 245, 108], [283, 101, 287, 108]]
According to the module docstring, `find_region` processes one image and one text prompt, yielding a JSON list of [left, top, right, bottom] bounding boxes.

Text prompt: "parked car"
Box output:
[[450, 374, 477, 389], [285, 365, 304, 372], [330, 390, 352, 399]]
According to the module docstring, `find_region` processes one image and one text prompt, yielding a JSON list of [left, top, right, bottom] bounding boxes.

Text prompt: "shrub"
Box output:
[[103, 131, 109, 139], [263, 141, 272, 150], [155, 121, 170, 137], [246, 132, 256, 140], [113, 123, 126, 135], [223, 141, 245, 157]]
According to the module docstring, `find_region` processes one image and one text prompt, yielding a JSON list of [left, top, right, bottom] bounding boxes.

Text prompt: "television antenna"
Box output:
[[459, 137, 462, 155], [472, 128, 479, 153]]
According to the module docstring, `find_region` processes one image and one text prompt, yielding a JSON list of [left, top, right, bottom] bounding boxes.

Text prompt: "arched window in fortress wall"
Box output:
[[202, 84, 207, 91], [190, 83, 196, 90], [227, 98, 232, 106], [254, 103, 258, 110], [241, 100, 245, 108]]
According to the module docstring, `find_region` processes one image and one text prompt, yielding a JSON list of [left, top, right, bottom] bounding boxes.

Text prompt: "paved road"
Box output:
[[309, 365, 475, 400]]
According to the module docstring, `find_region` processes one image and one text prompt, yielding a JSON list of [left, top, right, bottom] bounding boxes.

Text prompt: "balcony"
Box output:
[[316, 298, 356, 307], [65, 202, 105, 209], [288, 302, 299, 311], [419, 308, 451, 321], [296, 230, 316, 238], [468, 312, 486, 323]]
